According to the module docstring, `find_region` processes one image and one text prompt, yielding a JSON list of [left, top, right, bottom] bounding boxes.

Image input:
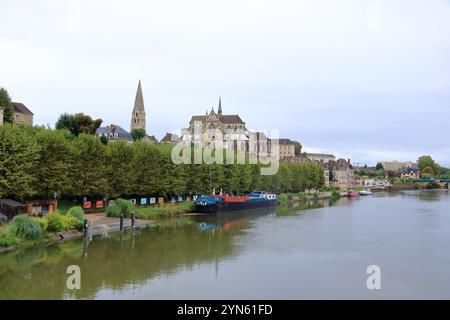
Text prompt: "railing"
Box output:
[[0, 212, 8, 223]]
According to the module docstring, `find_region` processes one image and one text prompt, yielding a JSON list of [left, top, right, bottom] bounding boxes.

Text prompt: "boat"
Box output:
[[195, 191, 277, 214], [347, 191, 359, 198], [359, 189, 373, 196]]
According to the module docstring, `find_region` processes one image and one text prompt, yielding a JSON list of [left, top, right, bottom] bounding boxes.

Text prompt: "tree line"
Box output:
[[0, 125, 324, 201]]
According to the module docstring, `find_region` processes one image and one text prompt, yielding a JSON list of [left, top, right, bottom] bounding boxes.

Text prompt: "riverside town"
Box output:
[[1, 0, 450, 305]]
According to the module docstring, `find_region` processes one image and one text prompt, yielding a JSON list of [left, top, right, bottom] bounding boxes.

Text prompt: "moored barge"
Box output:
[[196, 191, 277, 214]]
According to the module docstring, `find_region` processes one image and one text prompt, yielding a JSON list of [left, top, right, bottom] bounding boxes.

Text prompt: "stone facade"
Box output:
[[325, 158, 355, 190], [181, 97, 248, 151], [379, 161, 414, 172], [11, 102, 33, 126], [131, 80, 146, 131], [279, 139, 295, 159], [305, 153, 336, 163]]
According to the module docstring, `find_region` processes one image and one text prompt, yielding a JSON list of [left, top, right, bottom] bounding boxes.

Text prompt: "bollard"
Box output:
[[120, 214, 124, 231], [131, 213, 136, 229], [83, 219, 89, 231]]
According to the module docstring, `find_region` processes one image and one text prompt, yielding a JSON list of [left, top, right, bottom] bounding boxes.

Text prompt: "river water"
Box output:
[[0, 190, 449, 299]]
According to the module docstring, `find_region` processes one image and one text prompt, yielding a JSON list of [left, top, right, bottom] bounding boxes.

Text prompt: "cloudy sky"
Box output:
[[1, 0, 449, 166]]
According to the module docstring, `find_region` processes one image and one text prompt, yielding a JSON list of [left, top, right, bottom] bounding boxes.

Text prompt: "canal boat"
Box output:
[[195, 191, 277, 214], [359, 189, 373, 196], [347, 191, 359, 198]]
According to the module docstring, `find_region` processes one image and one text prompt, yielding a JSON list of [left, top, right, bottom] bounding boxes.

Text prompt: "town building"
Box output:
[[11, 102, 33, 126], [130, 80, 146, 131], [400, 167, 420, 180], [0, 107, 3, 125], [96, 124, 133, 142], [160, 132, 179, 144], [142, 135, 158, 144], [379, 161, 414, 172], [325, 158, 355, 190], [279, 139, 296, 159], [304, 153, 336, 163]]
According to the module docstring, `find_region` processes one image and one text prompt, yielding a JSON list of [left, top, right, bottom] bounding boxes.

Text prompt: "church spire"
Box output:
[[134, 80, 144, 110], [218, 96, 222, 115], [131, 80, 146, 131]]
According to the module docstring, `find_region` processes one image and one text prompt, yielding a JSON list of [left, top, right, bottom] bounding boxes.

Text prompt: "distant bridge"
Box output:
[[413, 179, 450, 189]]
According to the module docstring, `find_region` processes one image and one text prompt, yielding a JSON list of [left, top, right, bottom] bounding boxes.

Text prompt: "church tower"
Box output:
[[131, 80, 146, 131]]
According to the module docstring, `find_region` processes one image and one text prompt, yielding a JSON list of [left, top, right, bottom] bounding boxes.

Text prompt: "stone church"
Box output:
[[181, 97, 249, 151]]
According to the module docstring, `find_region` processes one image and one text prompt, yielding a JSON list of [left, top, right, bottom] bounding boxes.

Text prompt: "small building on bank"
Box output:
[[96, 124, 133, 143], [11, 102, 34, 126]]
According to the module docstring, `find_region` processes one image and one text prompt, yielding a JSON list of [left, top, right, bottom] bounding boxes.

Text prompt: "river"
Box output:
[[0, 190, 449, 299]]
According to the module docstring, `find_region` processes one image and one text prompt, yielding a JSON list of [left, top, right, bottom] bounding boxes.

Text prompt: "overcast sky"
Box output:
[[1, 0, 449, 166]]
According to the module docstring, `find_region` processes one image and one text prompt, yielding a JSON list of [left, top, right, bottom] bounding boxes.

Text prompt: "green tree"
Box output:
[[375, 162, 384, 170], [32, 128, 74, 198], [292, 141, 302, 156], [0, 88, 13, 124], [130, 128, 146, 141], [0, 126, 40, 200], [55, 113, 102, 136], [70, 134, 108, 197], [105, 141, 134, 198], [418, 155, 439, 177]]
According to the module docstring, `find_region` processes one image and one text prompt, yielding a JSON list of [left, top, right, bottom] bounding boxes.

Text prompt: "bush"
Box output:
[[47, 214, 83, 232], [10, 215, 43, 240], [106, 205, 121, 218], [67, 206, 84, 222], [47, 214, 64, 232], [114, 198, 135, 217], [298, 192, 308, 201], [61, 215, 83, 231], [278, 193, 289, 201], [32, 217, 48, 232], [0, 226, 16, 247], [332, 189, 341, 197]]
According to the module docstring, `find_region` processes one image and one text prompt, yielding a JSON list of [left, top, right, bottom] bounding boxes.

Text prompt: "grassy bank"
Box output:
[[0, 206, 85, 250], [106, 198, 196, 219]]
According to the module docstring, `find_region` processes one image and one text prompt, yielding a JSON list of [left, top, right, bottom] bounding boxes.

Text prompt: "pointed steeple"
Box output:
[[218, 96, 222, 115], [131, 80, 146, 131], [134, 80, 144, 110]]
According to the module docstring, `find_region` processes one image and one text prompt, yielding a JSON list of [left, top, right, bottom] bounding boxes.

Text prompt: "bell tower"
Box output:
[[131, 80, 146, 131]]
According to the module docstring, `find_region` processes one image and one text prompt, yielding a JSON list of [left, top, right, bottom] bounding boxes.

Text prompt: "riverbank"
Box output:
[[0, 212, 152, 255]]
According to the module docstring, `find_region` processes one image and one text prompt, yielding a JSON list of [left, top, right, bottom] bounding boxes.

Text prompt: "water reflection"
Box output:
[[0, 210, 273, 300]]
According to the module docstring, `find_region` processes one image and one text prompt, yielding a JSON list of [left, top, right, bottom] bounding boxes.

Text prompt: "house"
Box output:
[[142, 135, 158, 144], [400, 167, 420, 179], [326, 158, 355, 190], [96, 124, 133, 142], [279, 139, 295, 159], [160, 132, 180, 144], [0, 107, 3, 125], [12, 102, 34, 126]]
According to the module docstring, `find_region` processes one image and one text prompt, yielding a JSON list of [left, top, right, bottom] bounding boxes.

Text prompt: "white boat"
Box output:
[[359, 189, 373, 196]]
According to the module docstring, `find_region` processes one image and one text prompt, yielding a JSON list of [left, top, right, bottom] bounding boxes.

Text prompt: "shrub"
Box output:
[[10, 215, 43, 240], [106, 205, 121, 218], [47, 214, 64, 232], [114, 198, 135, 217], [67, 206, 84, 222], [278, 193, 289, 201], [61, 215, 83, 231], [332, 189, 341, 198], [32, 217, 48, 231], [0, 226, 16, 247], [298, 192, 308, 201]]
